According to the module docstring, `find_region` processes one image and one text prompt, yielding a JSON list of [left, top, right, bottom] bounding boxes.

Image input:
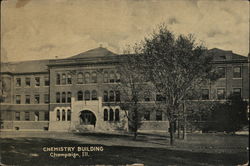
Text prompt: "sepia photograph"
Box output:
[[0, 0, 249, 165]]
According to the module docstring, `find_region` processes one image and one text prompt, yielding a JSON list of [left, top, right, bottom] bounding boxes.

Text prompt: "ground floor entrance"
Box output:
[[79, 110, 96, 126]]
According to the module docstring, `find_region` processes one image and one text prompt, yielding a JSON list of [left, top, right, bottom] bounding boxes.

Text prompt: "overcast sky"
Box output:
[[1, 0, 249, 62]]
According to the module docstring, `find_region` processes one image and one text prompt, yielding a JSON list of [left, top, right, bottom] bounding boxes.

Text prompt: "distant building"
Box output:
[[0, 47, 249, 132]]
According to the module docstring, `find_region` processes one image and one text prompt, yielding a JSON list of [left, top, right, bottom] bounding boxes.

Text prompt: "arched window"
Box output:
[[62, 74, 66, 85], [109, 91, 114, 102], [85, 90, 90, 100], [56, 109, 60, 121], [116, 72, 121, 82], [77, 91, 83, 100], [103, 72, 108, 83], [67, 74, 72, 84], [92, 90, 97, 100], [85, 73, 90, 84], [109, 109, 114, 121], [62, 109, 66, 121], [92, 72, 97, 83], [115, 109, 120, 121], [67, 92, 71, 103], [103, 91, 108, 102], [109, 72, 115, 83], [62, 92, 66, 103], [67, 109, 71, 121], [56, 74, 60, 85], [77, 73, 83, 84], [56, 92, 60, 103], [104, 109, 108, 121], [115, 91, 120, 102]]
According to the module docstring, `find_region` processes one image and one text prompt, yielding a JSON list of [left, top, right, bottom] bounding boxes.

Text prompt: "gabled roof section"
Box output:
[[208, 48, 247, 61], [68, 47, 117, 59], [1, 59, 50, 74]]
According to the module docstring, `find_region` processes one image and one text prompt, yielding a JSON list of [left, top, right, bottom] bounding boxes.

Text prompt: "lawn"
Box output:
[[0, 131, 248, 166]]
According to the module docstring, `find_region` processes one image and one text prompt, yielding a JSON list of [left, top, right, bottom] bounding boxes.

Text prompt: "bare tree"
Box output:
[[133, 25, 216, 145]]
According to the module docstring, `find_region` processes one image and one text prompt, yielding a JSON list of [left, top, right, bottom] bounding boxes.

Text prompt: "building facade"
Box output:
[[0, 47, 249, 132]]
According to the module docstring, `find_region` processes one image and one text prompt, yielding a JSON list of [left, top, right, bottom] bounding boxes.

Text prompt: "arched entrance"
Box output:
[[79, 110, 96, 126]]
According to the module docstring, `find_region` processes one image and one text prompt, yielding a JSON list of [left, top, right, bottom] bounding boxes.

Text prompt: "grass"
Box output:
[[0, 131, 248, 166]]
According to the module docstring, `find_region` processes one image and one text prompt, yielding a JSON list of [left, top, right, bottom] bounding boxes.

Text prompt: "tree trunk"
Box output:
[[169, 121, 175, 145], [182, 102, 187, 140], [177, 112, 181, 139], [133, 131, 138, 140]]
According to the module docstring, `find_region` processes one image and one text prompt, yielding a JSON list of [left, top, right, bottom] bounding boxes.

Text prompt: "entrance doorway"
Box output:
[[79, 110, 96, 126]]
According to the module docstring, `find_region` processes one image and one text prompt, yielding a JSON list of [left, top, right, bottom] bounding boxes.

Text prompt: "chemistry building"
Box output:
[[0, 47, 249, 132]]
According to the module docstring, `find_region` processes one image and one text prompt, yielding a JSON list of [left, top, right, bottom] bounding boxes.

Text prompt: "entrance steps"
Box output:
[[75, 125, 95, 132]]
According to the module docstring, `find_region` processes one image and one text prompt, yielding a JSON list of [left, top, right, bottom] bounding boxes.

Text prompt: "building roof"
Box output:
[[207, 48, 247, 61], [67, 47, 117, 59], [1, 59, 50, 74], [0, 47, 248, 74]]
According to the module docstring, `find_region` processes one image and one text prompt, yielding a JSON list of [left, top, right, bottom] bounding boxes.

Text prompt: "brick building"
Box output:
[[0, 47, 249, 132]]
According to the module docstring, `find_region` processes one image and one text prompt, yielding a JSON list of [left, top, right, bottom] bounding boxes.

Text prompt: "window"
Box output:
[[103, 91, 108, 102], [115, 109, 120, 121], [25, 77, 31, 87], [34, 112, 39, 121], [67, 92, 71, 103], [85, 90, 90, 100], [92, 90, 97, 100], [62, 92, 66, 103], [217, 88, 226, 100], [34, 94, 40, 104], [92, 72, 97, 83], [57, 109, 60, 121], [233, 88, 241, 97], [156, 111, 162, 121], [218, 67, 226, 78], [35, 77, 40, 86], [62, 74, 66, 85], [25, 112, 30, 121], [44, 76, 49, 86], [77, 91, 83, 101], [67, 110, 71, 121], [16, 95, 21, 104], [15, 112, 20, 121], [156, 94, 166, 102], [16, 78, 21, 87], [104, 109, 108, 121], [85, 73, 90, 84], [77, 73, 83, 84], [25, 95, 30, 104], [67, 74, 72, 84], [115, 91, 120, 102], [44, 94, 49, 104], [56, 74, 61, 85], [233, 67, 241, 78], [116, 73, 121, 83], [109, 91, 114, 102], [62, 110, 66, 121], [109, 109, 114, 121], [144, 91, 150, 101], [144, 111, 150, 120], [201, 89, 209, 100], [45, 111, 49, 121], [103, 72, 108, 83], [56, 92, 60, 103], [109, 72, 115, 83]]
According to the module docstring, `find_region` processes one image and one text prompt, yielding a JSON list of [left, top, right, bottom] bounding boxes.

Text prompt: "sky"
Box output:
[[1, 0, 249, 62]]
